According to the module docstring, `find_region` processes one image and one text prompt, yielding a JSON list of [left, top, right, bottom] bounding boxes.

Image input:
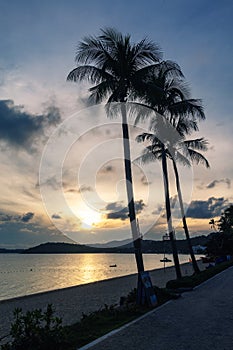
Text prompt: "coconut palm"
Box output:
[[171, 138, 209, 273], [67, 27, 163, 302], [136, 129, 182, 278], [133, 64, 207, 277], [136, 129, 209, 275]]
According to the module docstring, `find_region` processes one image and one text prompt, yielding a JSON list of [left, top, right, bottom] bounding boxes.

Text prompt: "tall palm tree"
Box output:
[[136, 130, 182, 278], [133, 65, 206, 277], [67, 27, 163, 302], [136, 130, 209, 275], [171, 138, 209, 273]]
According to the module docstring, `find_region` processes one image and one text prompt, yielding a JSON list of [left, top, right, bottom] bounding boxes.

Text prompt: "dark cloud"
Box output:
[[106, 200, 145, 221], [65, 185, 93, 194], [21, 212, 34, 222], [140, 175, 152, 186], [207, 178, 231, 189], [38, 176, 61, 191], [0, 220, 73, 248], [186, 197, 228, 219], [0, 211, 34, 223], [52, 214, 62, 219], [0, 100, 61, 151], [78, 185, 93, 193], [99, 165, 115, 174]]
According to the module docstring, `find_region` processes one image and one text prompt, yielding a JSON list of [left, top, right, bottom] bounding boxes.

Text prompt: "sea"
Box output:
[[0, 253, 195, 301]]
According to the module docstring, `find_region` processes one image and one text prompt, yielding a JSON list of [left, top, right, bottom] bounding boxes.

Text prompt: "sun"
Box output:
[[78, 207, 103, 229]]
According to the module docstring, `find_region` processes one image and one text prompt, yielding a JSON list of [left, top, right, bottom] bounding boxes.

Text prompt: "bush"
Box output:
[[166, 260, 233, 290], [1, 304, 72, 350]]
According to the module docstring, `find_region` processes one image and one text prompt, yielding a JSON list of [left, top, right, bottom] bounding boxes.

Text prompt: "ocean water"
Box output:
[[0, 253, 193, 301]]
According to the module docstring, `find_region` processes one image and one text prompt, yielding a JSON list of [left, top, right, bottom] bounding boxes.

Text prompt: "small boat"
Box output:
[[109, 264, 117, 267], [160, 257, 172, 263]]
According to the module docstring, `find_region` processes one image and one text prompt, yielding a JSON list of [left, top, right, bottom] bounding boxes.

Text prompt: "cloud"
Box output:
[[0, 100, 61, 152], [105, 199, 145, 221], [207, 178, 231, 189], [0, 211, 34, 223], [38, 176, 62, 191], [140, 175, 152, 186], [78, 185, 93, 193], [21, 212, 34, 222], [99, 165, 115, 174], [52, 214, 62, 219], [186, 197, 228, 219], [0, 219, 73, 248]]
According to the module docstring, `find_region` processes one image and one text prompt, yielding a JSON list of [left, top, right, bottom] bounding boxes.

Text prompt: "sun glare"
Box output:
[[78, 207, 103, 229]]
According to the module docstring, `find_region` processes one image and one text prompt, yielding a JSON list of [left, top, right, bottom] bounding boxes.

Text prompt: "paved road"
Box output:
[[81, 267, 233, 350]]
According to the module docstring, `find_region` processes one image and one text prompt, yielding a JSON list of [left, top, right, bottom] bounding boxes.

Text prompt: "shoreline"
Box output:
[[0, 260, 204, 340]]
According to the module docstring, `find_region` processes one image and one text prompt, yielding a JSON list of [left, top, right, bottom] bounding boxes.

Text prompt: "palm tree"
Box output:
[[136, 130, 209, 275], [67, 27, 162, 303], [171, 138, 209, 273], [136, 130, 182, 278], [133, 65, 207, 277]]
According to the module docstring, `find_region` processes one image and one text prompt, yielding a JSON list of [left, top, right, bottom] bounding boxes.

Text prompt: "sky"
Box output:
[[0, 0, 232, 247]]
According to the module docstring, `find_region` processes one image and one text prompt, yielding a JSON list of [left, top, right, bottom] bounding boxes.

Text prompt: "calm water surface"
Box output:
[[0, 253, 193, 301]]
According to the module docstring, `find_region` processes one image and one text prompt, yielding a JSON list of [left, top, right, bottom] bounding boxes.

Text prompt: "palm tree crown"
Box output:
[[67, 27, 162, 103]]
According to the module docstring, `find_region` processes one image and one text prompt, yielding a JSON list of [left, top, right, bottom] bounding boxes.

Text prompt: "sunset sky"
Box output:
[[0, 0, 232, 247]]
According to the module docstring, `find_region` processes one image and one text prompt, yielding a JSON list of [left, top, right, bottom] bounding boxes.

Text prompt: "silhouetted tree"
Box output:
[[135, 65, 206, 277], [67, 27, 162, 302]]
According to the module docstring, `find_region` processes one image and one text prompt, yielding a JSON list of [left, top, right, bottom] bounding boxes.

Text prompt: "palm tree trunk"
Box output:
[[161, 145, 182, 279], [172, 159, 200, 274], [121, 103, 145, 303]]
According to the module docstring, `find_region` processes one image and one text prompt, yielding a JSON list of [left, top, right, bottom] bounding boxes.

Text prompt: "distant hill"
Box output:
[[22, 242, 112, 254], [22, 235, 210, 254], [89, 238, 132, 248], [0, 248, 25, 254]]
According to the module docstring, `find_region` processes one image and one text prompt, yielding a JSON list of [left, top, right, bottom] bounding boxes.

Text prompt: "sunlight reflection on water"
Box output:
[[0, 253, 195, 300]]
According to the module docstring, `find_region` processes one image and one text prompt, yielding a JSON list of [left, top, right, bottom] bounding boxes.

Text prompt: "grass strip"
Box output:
[[166, 260, 233, 290]]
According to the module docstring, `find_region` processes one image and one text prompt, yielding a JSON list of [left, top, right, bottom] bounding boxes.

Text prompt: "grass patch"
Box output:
[[64, 285, 178, 349], [166, 260, 233, 290]]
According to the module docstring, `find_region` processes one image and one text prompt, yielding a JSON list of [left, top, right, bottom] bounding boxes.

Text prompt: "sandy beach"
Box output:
[[0, 261, 204, 341]]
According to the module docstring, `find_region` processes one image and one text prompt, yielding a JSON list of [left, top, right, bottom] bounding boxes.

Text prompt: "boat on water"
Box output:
[[160, 257, 172, 263]]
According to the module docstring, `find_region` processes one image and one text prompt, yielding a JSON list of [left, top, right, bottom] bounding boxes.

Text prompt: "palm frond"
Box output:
[[184, 137, 208, 151], [67, 65, 113, 84], [132, 38, 162, 65], [169, 99, 205, 120], [123, 101, 156, 125], [174, 151, 191, 167], [88, 81, 114, 105], [175, 116, 199, 136], [136, 132, 157, 143], [160, 60, 184, 79], [75, 36, 107, 66], [188, 149, 210, 168]]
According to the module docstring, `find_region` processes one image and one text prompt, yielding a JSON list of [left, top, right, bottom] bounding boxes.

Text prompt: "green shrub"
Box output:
[[1, 304, 72, 350], [166, 260, 233, 290]]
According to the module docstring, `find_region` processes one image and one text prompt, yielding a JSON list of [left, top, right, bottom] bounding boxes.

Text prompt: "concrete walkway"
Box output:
[[81, 266, 233, 350]]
